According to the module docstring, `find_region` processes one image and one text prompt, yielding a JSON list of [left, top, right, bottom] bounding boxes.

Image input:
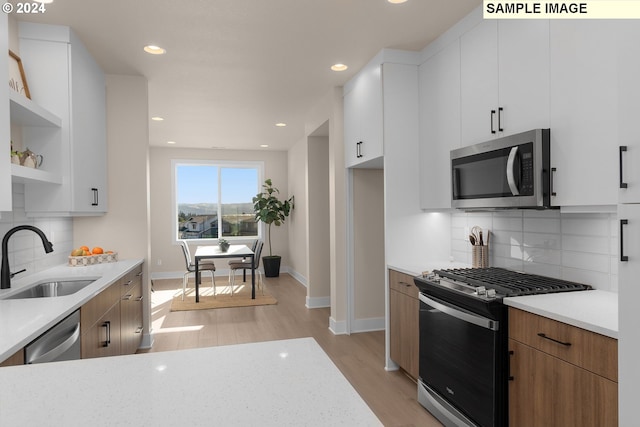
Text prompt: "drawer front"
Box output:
[[120, 266, 143, 296], [80, 280, 121, 331], [388, 269, 419, 299], [509, 308, 617, 382]]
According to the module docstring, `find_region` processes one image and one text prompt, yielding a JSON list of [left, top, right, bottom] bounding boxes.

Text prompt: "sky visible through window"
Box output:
[[176, 165, 258, 204]]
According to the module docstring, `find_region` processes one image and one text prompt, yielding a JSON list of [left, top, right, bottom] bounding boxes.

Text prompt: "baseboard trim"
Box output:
[[287, 268, 308, 287], [306, 295, 330, 309], [351, 317, 385, 333], [329, 317, 348, 335]]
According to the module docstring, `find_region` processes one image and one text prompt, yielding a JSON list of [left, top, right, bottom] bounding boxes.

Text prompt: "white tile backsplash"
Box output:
[[455, 210, 618, 292], [0, 184, 73, 284]]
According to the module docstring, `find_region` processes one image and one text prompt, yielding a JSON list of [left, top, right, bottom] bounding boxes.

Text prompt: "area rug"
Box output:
[[170, 283, 277, 311]]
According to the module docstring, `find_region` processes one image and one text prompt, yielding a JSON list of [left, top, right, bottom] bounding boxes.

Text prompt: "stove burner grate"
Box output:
[[433, 267, 591, 297]]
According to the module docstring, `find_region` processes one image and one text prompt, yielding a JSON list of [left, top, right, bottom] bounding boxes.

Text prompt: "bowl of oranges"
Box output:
[[68, 246, 117, 267]]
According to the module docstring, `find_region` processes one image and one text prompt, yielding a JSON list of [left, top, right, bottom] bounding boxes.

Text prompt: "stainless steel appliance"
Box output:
[[451, 129, 551, 210], [25, 309, 81, 364], [414, 268, 590, 427]]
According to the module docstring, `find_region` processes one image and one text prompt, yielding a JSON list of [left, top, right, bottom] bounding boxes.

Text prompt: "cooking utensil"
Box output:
[[469, 235, 476, 246], [479, 230, 484, 246]]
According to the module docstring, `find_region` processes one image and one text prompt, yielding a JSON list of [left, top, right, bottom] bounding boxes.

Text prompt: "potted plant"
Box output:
[[218, 238, 230, 252], [252, 178, 293, 277]]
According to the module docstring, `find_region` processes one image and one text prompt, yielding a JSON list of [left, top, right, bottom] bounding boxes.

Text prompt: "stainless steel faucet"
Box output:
[[1, 225, 54, 289]]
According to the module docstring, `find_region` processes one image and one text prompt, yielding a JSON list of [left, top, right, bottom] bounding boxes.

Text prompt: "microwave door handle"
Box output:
[[506, 146, 520, 196]]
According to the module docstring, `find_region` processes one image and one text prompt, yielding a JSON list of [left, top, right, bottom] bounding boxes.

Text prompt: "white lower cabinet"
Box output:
[[18, 23, 107, 216]]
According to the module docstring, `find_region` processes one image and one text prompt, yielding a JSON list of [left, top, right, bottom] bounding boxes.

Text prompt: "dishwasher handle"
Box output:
[[26, 322, 81, 364]]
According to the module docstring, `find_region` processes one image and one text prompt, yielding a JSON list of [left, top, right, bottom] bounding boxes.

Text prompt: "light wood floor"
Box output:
[[140, 274, 441, 427]]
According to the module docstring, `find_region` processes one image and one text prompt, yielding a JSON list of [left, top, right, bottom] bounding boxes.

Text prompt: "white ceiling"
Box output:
[[18, 0, 480, 151]]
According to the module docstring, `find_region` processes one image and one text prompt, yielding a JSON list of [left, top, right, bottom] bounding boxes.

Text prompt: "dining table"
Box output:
[[194, 244, 255, 302]]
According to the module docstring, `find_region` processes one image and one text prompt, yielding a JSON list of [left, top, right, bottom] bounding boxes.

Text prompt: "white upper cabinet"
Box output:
[[344, 62, 383, 168], [19, 23, 107, 215], [460, 19, 549, 147], [618, 21, 640, 204], [549, 20, 618, 208], [460, 20, 499, 146], [419, 40, 461, 210]]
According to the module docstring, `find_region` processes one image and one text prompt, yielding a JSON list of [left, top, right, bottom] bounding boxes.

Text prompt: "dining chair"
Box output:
[[179, 239, 216, 300], [228, 240, 264, 295], [227, 239, 258, 285]]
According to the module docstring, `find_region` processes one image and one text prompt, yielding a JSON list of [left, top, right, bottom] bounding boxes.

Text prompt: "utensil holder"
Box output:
[[472, 245, 489, 268]]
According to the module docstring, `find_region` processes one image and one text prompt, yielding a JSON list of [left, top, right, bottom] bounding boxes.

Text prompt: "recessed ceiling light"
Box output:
[[331, 63, 348, 72], [275, 123, 287, 127], [151, 116, 164, 121], [144, 45, 166, 55], [388, 0, 408, 3], [260, 144, 269, 148], [167, 141, 176, 145]]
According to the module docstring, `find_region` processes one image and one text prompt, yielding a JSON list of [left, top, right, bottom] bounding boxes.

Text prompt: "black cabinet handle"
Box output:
[[356, 141, 364, 159], [508, 350, 514, 381], [537, 333, 571, 347], [621, 219, 629, 262], [102, 321, 111, 347], [498, 107, 504, 132], [550, 167, 557, 196], [91, 188, 99, 206], [620, 146, 628, 189], [490, 110, 496, 134]]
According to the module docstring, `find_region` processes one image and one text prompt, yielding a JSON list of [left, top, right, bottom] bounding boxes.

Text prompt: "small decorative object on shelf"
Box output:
[[19, 148, 43, 169], [218, 238, 230, 252], [8, 50, 31, 99], [10, 141, 21, 165]]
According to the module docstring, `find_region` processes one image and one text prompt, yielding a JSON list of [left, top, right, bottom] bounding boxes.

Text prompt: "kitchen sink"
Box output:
[[4, 279, 97, 299]]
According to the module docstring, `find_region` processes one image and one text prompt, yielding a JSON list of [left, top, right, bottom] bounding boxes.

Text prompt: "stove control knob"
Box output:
[[486, 289, 497, 298], [476, 286, 486, 296]]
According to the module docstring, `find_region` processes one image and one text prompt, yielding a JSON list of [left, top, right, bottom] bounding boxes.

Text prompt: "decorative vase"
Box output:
[[219, 241, 230, 252]]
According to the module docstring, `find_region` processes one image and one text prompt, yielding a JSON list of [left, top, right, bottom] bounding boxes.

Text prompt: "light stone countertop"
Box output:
[[0, 337, 382, 426], [0, 259, 143, 361], [504, 290, 618, 339]]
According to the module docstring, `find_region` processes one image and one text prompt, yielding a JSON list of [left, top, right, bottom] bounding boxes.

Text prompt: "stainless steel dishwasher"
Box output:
[[25, 309, 81, 364]]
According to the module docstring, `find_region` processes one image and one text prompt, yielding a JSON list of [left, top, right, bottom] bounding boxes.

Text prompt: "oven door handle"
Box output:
[[419, 293, 499, 331]]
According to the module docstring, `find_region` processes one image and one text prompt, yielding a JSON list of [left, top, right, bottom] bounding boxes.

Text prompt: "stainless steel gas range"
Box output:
[[413, 267, 591, 427]]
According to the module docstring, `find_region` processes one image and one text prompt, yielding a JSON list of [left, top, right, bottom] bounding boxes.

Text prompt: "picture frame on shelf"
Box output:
[[8, 50, 31, 99]]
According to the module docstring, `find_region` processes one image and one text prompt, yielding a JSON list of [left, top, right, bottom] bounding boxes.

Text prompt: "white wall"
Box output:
[[0, 184, 73, 279], [307, 135, 330, 307], [352, 169, 385, 329], [148, 147, 290, 277], [73, 74, 152, 346], [287, 138, 308, 286]]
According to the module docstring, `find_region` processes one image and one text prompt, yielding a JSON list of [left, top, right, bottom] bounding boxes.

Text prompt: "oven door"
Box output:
[[418, 292, 501, 427]]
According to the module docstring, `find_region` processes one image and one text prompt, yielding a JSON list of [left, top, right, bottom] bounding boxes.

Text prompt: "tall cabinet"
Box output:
[[18, 22, 107, 216], [617, 20, 640, 427]]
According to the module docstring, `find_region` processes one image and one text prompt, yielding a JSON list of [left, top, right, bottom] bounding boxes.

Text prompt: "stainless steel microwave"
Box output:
[[451, 129, 552, 209]]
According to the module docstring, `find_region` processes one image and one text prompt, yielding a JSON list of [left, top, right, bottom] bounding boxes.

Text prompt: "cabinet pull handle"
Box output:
[[550, 167, 557, 197], [125, 280, 133, 286], [508, 350, 514, 381], [356, 141, 364, 158], [122, 294, 132, 301], [136, 271, 143, 277], [621, 219, 629, 262], [135, 296, 143, 302], [498, 107, 504, 132], [398, 281, 413, 288], [620, 146, 628, 189], [490, 110, 496, 134], [537, 333, 571, 347], [91, 188, 99, 206], [135, 327, 143, 334], [102, 321, 111, 347]]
